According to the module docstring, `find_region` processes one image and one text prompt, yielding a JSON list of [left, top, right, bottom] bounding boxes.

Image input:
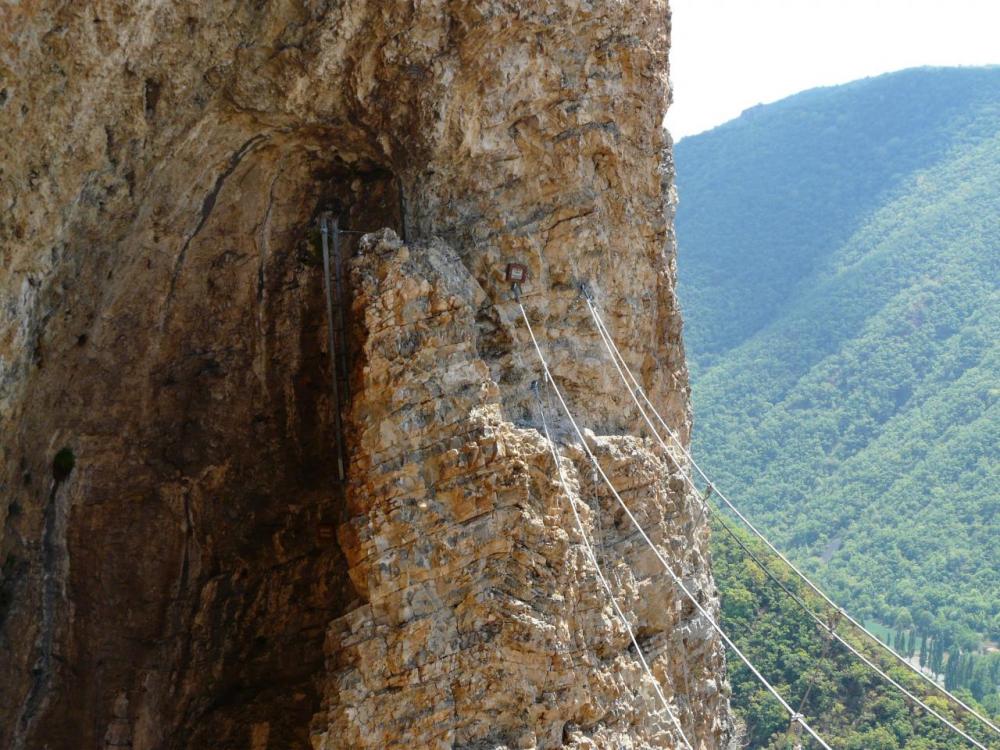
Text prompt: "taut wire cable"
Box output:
[[584, 294, 996, 750], [531, 381, 695, 750], [516, 296, 834, 750]]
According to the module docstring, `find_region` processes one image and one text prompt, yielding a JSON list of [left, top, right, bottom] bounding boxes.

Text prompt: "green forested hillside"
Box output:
[[713, 521, 1000, 749], [674, 67, 1000, 715]]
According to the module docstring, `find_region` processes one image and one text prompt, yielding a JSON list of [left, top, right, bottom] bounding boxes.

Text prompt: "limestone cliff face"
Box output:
[[0, 2, 732, 749]]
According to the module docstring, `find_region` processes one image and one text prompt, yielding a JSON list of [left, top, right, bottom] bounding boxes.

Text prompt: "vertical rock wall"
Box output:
[[313, 233, 731, 748], [0, 1, 731, 748]]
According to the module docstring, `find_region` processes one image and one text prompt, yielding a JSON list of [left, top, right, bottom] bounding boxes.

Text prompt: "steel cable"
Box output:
[[516, 297, 834, 750], [584, 294, 997, 750], [531, 381, 695, 750]]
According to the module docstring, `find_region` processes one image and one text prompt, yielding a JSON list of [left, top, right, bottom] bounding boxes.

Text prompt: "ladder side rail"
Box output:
[[320, 215, 347, 482]]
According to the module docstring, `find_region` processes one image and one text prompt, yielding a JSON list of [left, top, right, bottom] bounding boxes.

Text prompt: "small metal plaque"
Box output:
[[505, 263, 528, 283]]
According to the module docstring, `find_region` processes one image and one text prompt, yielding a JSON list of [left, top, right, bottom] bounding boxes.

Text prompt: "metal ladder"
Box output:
[[319, 214, 351, 483]]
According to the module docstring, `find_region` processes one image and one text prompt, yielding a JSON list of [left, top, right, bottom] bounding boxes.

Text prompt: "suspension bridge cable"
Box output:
[[584, 294, 999, 749], [586, 293, 1000, 743], [585, 295, 849, 744], [531, 382, 695, 750], [515, 295, 834, 750]]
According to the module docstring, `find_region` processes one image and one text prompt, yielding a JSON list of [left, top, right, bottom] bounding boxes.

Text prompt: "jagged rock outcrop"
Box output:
[[311, 233, 730, 748], [0, 1, 732, 748]]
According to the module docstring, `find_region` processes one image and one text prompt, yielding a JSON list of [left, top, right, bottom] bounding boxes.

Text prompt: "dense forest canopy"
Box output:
[[675, 66, 1000, 719], [712, 520, 1000, 749]]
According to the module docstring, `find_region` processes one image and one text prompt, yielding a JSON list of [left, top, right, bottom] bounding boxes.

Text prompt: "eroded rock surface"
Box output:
[[1, 1, 732, 748], [313, 233, 730, 749]]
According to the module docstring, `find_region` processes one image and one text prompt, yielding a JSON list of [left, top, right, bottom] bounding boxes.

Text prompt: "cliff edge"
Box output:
[[0, 2, 732, 748]]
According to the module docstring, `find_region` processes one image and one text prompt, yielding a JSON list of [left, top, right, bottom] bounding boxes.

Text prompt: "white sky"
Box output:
[[666, 0, 1000, 139]]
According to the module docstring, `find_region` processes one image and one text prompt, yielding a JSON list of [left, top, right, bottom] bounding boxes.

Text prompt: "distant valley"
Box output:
[[675, 66, 1000, 744]]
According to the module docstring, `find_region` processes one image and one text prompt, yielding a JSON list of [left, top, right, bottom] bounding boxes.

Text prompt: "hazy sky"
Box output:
[[666, 0, 1000, 139]]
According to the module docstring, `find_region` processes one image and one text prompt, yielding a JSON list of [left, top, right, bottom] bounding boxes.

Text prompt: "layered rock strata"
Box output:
[[312, 233, 730, 748], [0, 1, 732, 748]]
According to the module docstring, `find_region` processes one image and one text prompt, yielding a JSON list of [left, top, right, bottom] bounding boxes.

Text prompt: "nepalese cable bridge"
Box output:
[[318, 218, 1000, 749], [509, 278, 1000, 750]]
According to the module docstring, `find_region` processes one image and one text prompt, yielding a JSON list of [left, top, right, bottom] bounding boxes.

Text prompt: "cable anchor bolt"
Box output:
[[505, 262, 528, 300]]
